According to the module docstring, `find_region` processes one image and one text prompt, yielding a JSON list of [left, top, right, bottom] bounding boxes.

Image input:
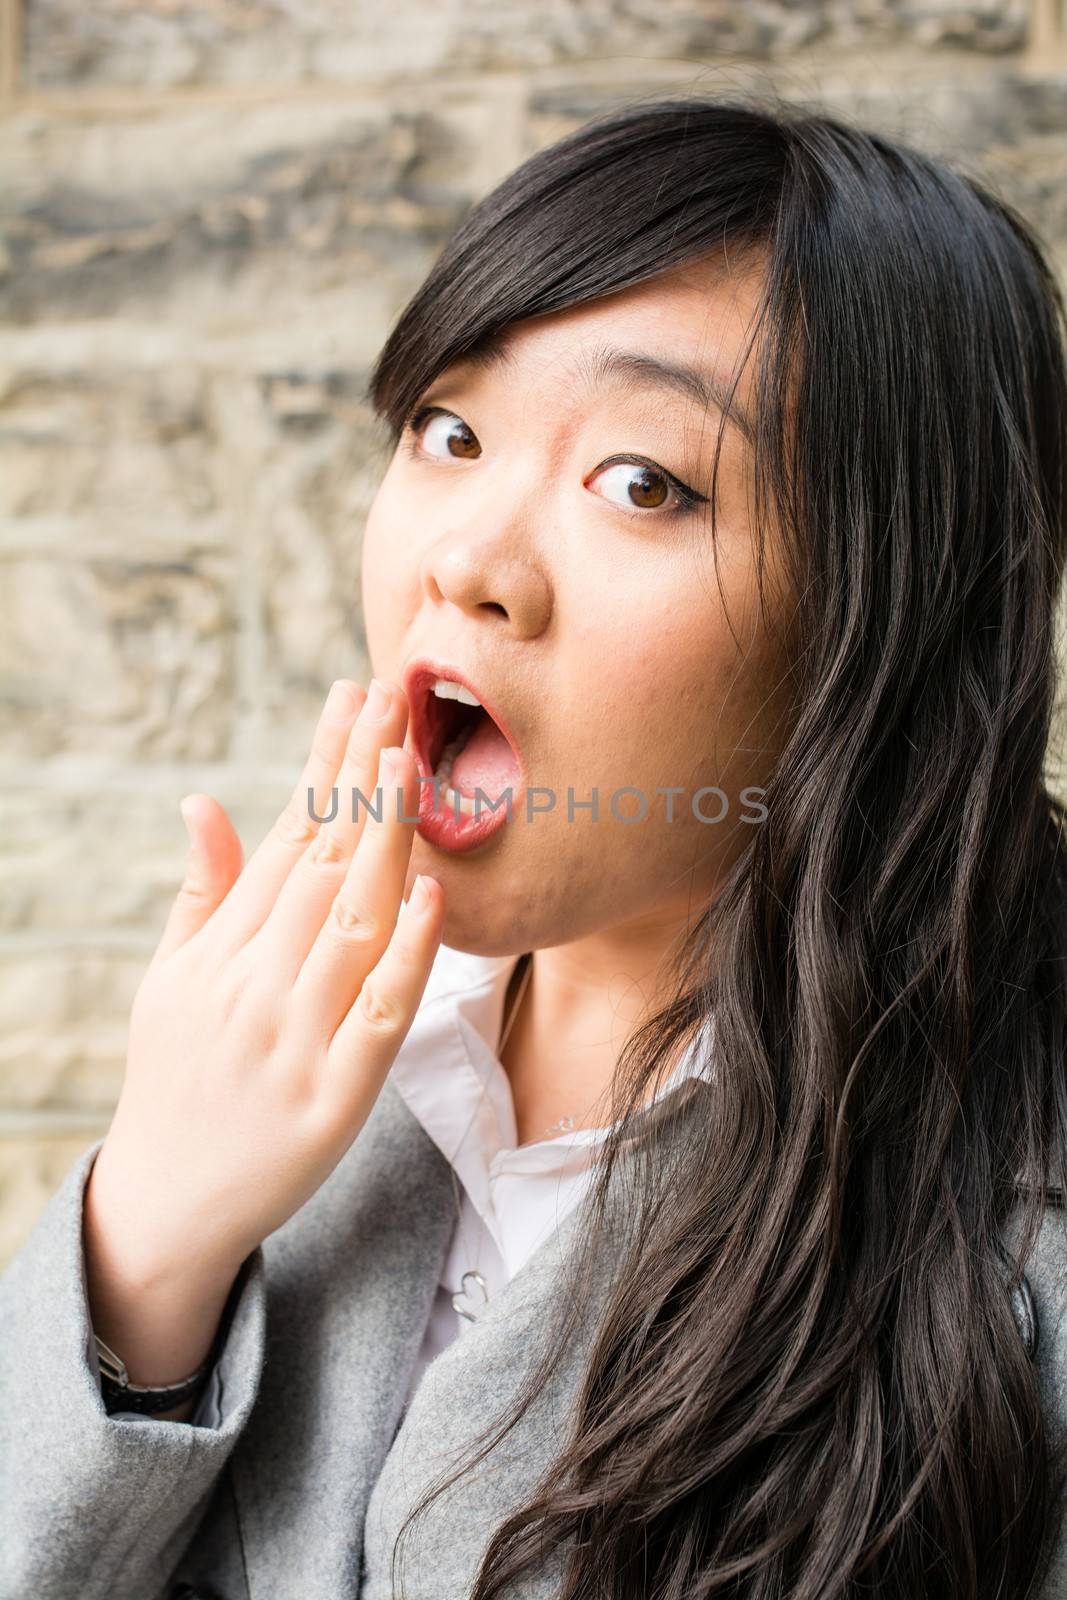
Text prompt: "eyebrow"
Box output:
[[465, 335, 757, 449]]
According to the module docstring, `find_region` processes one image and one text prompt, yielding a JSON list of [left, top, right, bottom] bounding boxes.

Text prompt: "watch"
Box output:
[[94, 1332, 213, 1416]]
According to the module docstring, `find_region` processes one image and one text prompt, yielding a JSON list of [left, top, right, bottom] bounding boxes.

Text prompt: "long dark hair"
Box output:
[[367, 93, 1067, 1599]]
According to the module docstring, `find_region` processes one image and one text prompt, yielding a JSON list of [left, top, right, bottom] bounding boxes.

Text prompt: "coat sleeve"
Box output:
[[1002, 1199, 1067, 1599], [0, 1136, 268, 1600]]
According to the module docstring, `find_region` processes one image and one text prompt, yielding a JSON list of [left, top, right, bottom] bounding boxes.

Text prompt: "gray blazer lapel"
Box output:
[[360, 1192, 599, 1600], [229, 1078, 457, 1600], [356, 1086, 710, 1600]]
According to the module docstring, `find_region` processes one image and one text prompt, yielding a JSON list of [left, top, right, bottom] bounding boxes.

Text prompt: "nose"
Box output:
[[419, 527, 552, 639]]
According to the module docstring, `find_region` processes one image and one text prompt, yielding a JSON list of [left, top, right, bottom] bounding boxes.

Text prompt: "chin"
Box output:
[[438, 911, 530, 959], [452, 933, 527, 960], [412, 859, 532, 957]]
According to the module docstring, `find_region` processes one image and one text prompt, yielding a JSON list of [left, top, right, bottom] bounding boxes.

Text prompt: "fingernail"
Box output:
[[407, 874, 431, 913], [360, 679, 391, 724], [379, 745, 403, 786], [179, 796, 196, 841], [324, 680, 358, 723]]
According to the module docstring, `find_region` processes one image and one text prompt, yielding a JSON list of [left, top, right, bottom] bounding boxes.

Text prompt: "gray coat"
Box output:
[[3, 1075, 1067, 1600]]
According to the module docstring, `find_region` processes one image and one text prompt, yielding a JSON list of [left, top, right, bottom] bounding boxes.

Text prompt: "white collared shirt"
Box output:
[[389, 943, 716, 1413]]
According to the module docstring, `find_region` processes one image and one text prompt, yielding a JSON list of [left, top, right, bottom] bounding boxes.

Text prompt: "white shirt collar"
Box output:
[[390, 944, 716, 1236]]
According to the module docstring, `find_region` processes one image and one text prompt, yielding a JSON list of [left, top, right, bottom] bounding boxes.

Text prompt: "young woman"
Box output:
[[3, 92, 1067, 1600]]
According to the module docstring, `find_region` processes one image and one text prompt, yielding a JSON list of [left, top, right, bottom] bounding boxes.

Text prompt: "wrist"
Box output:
[[94, 1330, 214, 1416], [83, 1149, 244, 1390], [84, 1141, 245, 1295]]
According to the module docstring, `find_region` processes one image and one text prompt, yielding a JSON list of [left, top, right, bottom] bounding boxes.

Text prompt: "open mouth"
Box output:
[[405, 663, 524, 820]]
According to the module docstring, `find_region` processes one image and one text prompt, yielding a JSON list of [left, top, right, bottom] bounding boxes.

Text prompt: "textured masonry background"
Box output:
[[2, 0, 1067, 1267]]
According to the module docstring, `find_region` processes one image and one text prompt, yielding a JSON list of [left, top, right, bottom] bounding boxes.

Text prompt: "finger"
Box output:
[[292, 744, 420, 1029], [151, 794, 244, 966], [204, 678, 368, 952], [323, 870, 444, 1126], [249, 680, 409, 973]]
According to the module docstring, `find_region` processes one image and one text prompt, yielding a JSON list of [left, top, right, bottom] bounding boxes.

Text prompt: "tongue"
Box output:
[[450, 711, 520, 803]]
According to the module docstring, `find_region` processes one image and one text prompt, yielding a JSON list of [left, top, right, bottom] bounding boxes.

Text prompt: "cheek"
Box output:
[[583, 570, 773, 795], [360, 490, 418, 662]]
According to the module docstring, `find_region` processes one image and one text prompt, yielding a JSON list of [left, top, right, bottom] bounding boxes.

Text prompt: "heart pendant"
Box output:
[[451, 1269, 490, 1323]]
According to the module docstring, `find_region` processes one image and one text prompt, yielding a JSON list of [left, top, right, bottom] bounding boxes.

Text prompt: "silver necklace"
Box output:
[[447, 952, 582, 1323], [498, 954, 583, 1139]]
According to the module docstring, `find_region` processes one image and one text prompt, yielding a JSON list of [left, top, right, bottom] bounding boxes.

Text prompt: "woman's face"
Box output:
[[361, 260, 796, 957]]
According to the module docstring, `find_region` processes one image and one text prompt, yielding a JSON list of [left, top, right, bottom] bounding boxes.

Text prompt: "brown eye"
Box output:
[[626, 465, 668, 508], [419, 411, 481, 460], [589, 461, 676, 512]]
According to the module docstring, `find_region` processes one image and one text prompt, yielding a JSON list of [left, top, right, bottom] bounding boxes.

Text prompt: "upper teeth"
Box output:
[[432, 677, 481, 707]]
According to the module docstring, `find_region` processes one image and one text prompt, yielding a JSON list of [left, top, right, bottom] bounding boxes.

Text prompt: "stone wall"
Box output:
[[2, 0, 1067, 1267]]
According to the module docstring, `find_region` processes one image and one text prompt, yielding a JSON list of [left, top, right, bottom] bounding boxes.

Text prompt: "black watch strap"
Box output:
[[95, 1334, 213, 1416]]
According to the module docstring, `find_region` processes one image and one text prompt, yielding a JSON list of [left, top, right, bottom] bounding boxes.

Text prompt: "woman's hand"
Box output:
[[85, 677, 443, 1292]]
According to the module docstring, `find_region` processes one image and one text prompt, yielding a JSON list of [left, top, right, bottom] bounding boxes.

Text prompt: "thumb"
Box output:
[[151, 793, 244, 965]]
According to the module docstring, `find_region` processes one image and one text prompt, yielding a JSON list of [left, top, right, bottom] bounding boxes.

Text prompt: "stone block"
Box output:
[[0, 99, 490, 329], [22, 0, 1029, 93], [0, 785, 282, 934], [238, 370, 380, 762], [0, 949, 144, 1113], [0, 552, 236, 761], [0, 366, 223, 530]]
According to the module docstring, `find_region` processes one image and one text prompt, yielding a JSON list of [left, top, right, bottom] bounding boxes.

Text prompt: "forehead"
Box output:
[[431, 263, 764, 446]]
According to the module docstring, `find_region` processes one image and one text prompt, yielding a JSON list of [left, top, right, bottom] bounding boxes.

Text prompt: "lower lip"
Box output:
[[413, 760, 523, 854]]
